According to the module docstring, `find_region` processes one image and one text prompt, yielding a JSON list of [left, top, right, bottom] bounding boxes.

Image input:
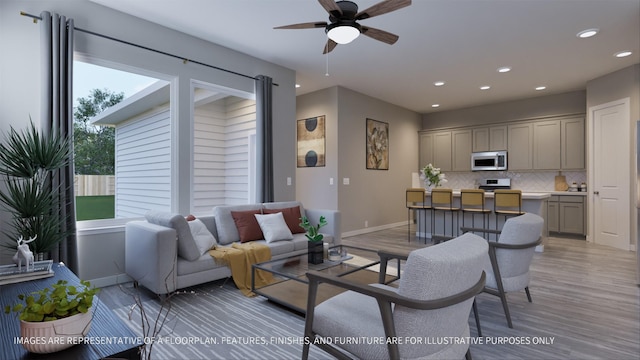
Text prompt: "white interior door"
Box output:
[[590, 98, 630, 250]]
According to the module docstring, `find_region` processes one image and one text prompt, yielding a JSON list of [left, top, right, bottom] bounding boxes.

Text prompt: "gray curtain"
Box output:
[[255, 75, 274, 202], [40, 11, 78, 273]]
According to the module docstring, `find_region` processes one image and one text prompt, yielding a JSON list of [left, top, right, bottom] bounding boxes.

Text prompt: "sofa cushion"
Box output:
[[263, 206, 305, 234], [187, 218, 217, 255], [231, 209, 264, 243], [145, 210, 200, 261], [255, 212, 294, 243], [213, 204, 264, 245]]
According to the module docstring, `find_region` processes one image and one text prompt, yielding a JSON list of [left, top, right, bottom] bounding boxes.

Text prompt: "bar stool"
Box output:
[[406, 188, 430, 243], [430, 188, 459, 244], [493, 189, 525, 232], [460, 189, 491, 236]]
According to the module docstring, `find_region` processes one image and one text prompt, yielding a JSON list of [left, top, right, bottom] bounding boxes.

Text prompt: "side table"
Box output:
[[0, 263, 142, 360]]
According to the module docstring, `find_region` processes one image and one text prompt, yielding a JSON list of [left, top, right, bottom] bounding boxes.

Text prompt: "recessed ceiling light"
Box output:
[[295, 84, 301, 88], [431, 104, 440, 108], [497, 67, 511, 73], [615, 51, 632, 58], [535, 86, 546, 91], [577, 28, 599, 38], [434, 81, 445, 87], [480, 85, 491, 90]]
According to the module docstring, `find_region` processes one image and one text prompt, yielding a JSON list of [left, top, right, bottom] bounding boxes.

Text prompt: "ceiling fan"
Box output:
[[274, 0, 412, 54]]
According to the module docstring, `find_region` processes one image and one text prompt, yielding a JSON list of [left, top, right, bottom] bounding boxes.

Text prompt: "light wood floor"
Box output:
[[342, 225, 640, 360], [100, 225, 639, 359]]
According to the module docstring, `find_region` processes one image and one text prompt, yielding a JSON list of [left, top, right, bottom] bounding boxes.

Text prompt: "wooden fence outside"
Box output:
[[74, 175, 115, 196]]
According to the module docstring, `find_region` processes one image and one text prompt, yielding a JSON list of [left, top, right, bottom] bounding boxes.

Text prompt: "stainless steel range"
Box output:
[[478, 178, 511, 192]]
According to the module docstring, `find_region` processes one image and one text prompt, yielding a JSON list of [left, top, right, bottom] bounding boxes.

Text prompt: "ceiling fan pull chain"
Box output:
[[325, 51, 330, 77]]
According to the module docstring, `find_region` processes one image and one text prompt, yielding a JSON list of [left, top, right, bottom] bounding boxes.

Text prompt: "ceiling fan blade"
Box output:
[[318, 0, 343, 17], [356, 0, 411, 20], [361, 26, 399, 45], [274, 21, 327, 30], [323, 39, 338, 54]]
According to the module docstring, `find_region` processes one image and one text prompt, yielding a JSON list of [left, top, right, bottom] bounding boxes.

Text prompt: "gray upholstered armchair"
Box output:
[[302, 233, 488, 360], [462, 212, 543, 329]]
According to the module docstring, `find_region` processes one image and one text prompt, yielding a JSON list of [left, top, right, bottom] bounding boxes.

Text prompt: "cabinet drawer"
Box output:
[[557, 195, 584, 203]]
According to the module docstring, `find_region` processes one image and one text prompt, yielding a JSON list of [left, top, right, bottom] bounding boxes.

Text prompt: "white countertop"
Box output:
[[425, 190, 551, 200], [549, 191, 588, 196]]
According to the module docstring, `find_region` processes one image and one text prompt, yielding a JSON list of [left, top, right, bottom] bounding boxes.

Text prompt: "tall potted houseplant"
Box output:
[[299, 216, 327, 265], [0, 121, 72, 257]]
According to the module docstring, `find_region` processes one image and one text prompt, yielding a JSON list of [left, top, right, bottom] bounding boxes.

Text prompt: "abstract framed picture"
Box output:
[[366, 118, 389, 170], [297, 115, 326, 167]]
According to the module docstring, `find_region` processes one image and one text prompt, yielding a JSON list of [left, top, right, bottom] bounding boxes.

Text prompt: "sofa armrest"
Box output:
[[305, 209, 341, 246], [125, 221, 178, 295]]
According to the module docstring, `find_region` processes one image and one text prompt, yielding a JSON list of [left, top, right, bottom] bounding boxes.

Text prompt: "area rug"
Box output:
[[113, 278, 334, 360]]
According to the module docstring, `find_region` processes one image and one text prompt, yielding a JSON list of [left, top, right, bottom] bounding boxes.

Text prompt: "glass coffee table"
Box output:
[[251, 245, 399, 314]]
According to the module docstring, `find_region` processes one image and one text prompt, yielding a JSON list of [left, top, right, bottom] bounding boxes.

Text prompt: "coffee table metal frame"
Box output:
[[251, 245, 399, 313]]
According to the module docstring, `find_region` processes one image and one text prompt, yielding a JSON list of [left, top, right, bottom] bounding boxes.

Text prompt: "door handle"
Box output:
[[593, 191, 599, 195]]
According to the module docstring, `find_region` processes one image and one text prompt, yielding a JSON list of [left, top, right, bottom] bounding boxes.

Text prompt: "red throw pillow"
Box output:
[[231, 210, 264, 242], [263, 207, 305, 234]]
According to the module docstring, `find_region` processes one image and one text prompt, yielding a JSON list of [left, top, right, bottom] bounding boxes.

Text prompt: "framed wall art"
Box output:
[[366, 118, 389, 170], [297, 115, 326, 167]]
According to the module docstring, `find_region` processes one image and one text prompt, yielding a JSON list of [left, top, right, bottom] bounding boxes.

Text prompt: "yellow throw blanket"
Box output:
[[208, 242, 273, 297]]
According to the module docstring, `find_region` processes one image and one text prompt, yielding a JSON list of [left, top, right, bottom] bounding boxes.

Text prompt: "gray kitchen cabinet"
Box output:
[[547, 197, 559, 232], [533, 120, 561, 169], [419, 132, 433, 168], [548, 195, 586, 236], [561, 117, 585, 169], [419, 130, 452, 171], [452, 129, 472, 171], [507, 123, 533, 170], [472, 125, 507, 152]]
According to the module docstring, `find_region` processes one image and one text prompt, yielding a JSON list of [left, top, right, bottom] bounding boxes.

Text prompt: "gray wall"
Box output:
[[297, 86, 423, 234], [0, 0, 296, 284], [422, 90, 586, 129]]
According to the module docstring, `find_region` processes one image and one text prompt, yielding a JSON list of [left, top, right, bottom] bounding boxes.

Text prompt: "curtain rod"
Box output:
[[20, 11, 279, 86]]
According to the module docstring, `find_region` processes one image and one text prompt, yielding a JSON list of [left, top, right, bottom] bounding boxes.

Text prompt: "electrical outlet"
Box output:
[[329, 177, 334, 185], [365, 220, 368, 228], [343, 178, 350, 185], [286, 177, 292, 186]]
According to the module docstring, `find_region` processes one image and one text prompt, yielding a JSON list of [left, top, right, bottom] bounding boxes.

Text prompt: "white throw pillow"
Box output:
[[187, 219, 217, 256], [255, 212, 294, 243]]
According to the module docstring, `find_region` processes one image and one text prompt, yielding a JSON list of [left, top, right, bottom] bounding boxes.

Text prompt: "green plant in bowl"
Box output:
[[4, 279, 98, 322], [299, 216, 328, 242]]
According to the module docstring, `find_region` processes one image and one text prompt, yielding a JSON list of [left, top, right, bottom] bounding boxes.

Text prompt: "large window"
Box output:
[[191, 81, 256, 214], [73, 60, 169, 220], [73, 62, 258, 221]]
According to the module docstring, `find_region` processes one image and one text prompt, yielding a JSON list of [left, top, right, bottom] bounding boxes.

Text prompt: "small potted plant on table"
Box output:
[[4, 279, 98, 354], [299, 216, 327, 265]]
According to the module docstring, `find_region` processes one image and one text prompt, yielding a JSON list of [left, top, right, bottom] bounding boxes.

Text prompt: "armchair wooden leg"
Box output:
[[525, 287, 532, 302], [472, 299, 482, 337], [498, 289, 513, 328]]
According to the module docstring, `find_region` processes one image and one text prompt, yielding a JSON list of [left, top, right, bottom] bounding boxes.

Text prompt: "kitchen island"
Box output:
[[415, 191, 550, 251]]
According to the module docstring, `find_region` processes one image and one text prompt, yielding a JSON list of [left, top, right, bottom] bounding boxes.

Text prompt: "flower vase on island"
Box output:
[[420, 163, 447, 191]]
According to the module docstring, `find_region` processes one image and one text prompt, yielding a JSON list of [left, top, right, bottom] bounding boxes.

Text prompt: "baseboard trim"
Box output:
[[343, 221, 407, 238], [90, 273, 133, 288]]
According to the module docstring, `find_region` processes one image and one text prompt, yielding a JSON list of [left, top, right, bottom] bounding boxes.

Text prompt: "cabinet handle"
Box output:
[[593, 191, 599, 195]]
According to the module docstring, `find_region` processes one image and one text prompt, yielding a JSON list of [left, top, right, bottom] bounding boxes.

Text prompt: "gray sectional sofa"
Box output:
[[125, 201, 340, 295]]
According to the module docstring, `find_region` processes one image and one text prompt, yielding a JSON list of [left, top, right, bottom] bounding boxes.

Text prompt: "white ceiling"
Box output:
[[91, 0, 640, 114]]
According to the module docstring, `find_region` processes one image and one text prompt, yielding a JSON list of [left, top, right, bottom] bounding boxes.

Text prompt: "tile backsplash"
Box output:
[[432, 171, 587, 192]]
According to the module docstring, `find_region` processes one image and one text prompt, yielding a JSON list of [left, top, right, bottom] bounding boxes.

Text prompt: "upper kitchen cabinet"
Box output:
[[472, 125, 507, 152], [561, 117, 585, 170], [507, 123, 533, 170], [452, 129, 472, 171], [418, 130, 452, 171], [533, 120, 561, 169]]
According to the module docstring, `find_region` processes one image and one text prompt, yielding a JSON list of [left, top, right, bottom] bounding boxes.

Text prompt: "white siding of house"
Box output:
[[115, 108, 171, 217], [193, 96, 256, 213]]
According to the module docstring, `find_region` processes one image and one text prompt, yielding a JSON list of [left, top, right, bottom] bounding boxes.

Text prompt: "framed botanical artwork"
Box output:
[[297, 115, 326, 167], [366, 118, 389, 170]]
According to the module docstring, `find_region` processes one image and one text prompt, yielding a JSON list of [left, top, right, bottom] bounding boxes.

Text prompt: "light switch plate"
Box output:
[[343, 178, 350, 185]]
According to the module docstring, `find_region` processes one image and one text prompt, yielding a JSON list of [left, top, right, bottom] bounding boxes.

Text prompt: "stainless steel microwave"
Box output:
[[471, 151, 507, 171]]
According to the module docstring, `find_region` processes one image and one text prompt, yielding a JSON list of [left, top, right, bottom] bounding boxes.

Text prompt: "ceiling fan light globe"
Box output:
[[327, 25, 360, 44]]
